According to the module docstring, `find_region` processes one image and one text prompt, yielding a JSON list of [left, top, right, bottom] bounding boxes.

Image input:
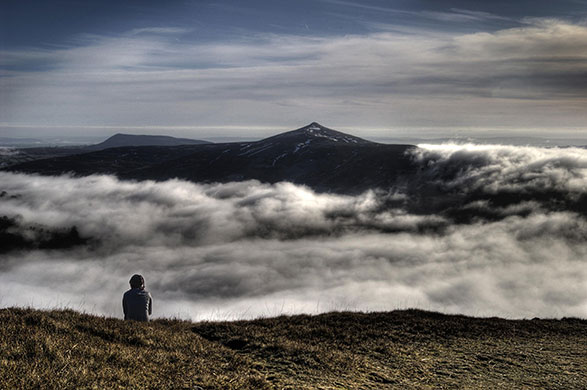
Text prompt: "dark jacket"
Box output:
[[122, 288, 152, 321]]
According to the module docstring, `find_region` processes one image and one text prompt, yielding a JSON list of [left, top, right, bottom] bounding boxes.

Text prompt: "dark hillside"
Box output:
[[2, 308, 586, 389], [4, 145, 211, 177], [6, 123, 416, 194]]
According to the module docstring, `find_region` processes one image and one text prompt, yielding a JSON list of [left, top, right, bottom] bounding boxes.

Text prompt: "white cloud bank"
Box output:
[[1, 144, 587, 320]]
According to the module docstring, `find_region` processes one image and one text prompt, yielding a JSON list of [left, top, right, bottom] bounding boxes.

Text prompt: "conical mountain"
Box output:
[[261, 122, 372, 145]]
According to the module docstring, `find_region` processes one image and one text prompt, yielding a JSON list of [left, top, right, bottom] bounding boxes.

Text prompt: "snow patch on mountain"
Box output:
[[301, 123, 365, 144], [294, 140, 312, 153], [272, 152, 288, 166], [238, 143, 275, 156]]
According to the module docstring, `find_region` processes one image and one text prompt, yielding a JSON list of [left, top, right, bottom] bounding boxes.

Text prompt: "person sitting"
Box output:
[[122, 274, 152, 321]]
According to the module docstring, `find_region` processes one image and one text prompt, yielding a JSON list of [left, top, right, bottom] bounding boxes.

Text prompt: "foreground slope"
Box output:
[[2, 308, 586, 389]]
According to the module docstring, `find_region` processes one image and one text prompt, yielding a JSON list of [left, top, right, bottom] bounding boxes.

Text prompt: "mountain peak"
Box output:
[[260, 123, 372, 145], [288, 123, 372, 145]]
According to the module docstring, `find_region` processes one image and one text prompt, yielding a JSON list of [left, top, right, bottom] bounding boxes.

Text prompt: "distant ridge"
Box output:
[[4, 123, 416, 193], [86, 133, 211, 150]]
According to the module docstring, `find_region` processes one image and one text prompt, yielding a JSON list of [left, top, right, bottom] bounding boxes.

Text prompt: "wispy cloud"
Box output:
[[449, 8, 513, 22], [318, 0, 408, 15], [420, 9, 512, 23], [320, 0, 513, 23], [128, 27, 193, 36], [2, 19, 587, 133]]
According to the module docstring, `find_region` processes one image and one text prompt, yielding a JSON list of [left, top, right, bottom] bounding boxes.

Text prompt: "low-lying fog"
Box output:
[[1, 144, 586, 320]]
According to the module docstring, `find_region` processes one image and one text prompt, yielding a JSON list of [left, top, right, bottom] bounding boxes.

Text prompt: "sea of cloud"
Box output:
[[1, 144, 586, 320]]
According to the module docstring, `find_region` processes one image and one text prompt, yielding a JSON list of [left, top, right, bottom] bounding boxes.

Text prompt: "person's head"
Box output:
[[129, 274, 145, 289]]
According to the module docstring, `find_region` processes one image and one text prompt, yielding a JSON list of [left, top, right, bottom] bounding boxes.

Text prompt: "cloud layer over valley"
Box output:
[[1, 144, 587, 320]]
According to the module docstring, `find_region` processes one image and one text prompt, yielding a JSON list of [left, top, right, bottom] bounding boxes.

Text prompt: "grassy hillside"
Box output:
[[1, 308, 586, 389]]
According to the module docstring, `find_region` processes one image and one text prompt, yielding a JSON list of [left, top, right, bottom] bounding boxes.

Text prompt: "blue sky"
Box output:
[[2, 0, 587, 138]]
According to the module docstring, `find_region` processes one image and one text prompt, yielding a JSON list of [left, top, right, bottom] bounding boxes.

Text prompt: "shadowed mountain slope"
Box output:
[[6, 123, 416, 193], [1, 308, 586, 389]]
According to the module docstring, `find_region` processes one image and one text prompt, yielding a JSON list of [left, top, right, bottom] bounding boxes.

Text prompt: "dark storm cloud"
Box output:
[[1, 144, 587, 320]]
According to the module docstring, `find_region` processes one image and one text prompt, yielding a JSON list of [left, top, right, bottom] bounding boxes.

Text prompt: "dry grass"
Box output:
[[1, 308, 587, 389], [0, 308, 268, 390]]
